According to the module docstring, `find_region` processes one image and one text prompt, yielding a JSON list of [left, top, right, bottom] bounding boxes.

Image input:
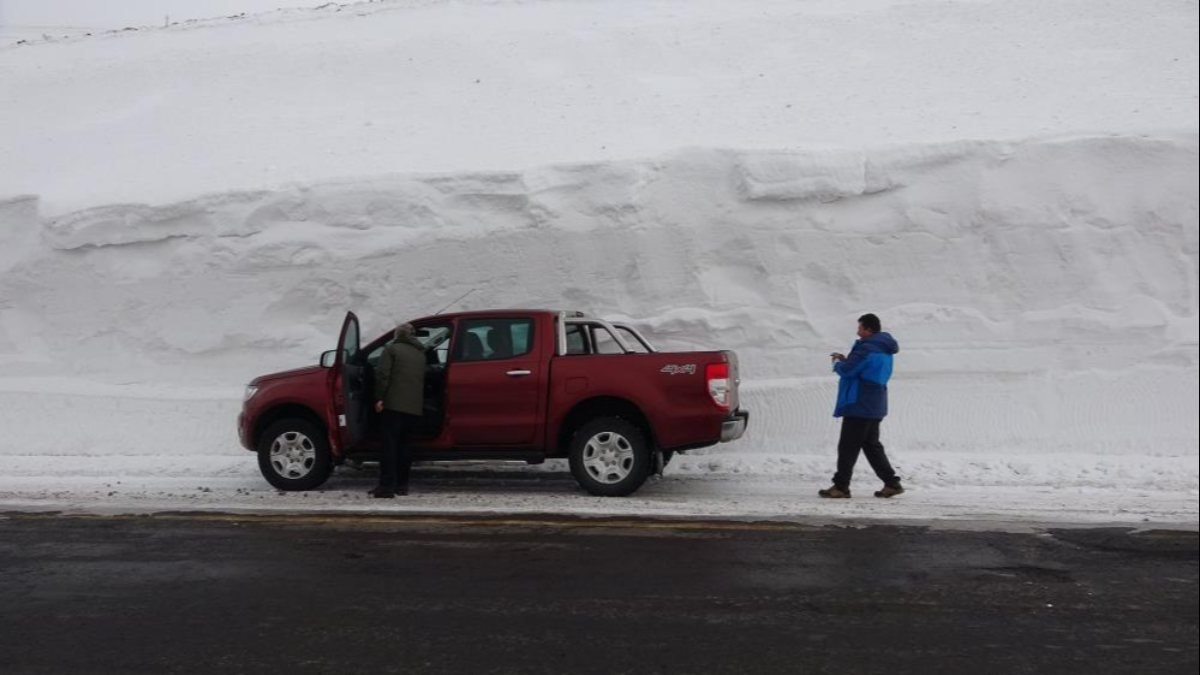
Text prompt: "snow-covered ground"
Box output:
[[1, 0, 1197, 528]]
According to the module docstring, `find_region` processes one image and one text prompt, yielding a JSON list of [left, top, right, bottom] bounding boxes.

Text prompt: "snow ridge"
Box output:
[[1, 136, 1196, 467]]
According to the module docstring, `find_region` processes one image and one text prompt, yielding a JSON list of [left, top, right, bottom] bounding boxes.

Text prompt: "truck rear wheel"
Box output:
[[257, 419, 333, 491], [568, 417, 651, 497]]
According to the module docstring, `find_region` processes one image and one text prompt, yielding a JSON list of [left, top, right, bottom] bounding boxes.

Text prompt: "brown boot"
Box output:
[[818, 485, 851, 499], [874, 484, 905, 498]]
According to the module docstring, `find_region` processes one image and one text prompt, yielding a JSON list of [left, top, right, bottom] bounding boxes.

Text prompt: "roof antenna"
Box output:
[[434, 288, 475, 315]]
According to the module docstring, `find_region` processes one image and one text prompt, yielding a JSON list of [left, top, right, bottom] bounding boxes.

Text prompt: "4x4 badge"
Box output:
[[660, 364, 696, 376]]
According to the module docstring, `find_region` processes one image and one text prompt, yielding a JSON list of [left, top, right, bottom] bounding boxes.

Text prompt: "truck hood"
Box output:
[[250, 365, 325, 385]]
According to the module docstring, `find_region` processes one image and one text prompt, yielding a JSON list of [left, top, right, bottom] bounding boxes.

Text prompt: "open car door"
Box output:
[[336, 311, 369, 448]]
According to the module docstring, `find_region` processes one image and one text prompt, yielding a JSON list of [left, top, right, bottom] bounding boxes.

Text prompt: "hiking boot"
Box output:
[[874, 485, 905, 498], [818, 485, 851, 499]]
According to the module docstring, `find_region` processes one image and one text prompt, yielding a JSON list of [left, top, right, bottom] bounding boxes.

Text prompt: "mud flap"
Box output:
[[653, 449, 665, 477]]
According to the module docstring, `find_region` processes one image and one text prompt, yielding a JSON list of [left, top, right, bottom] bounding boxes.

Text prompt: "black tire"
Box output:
[[256, 419, 333, 491], [568, 417, 651, 497]]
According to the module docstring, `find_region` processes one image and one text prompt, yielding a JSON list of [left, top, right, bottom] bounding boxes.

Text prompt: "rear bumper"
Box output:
[[720, 409, 749, 442]]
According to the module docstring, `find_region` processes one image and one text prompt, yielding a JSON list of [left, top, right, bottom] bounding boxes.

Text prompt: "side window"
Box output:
[[454, 318, 535, 362], [364, 323, 452, 367], [565, 324, 588, 355], [510, 321, 531, 356], [415, 324, 452, 365], [366, 343, 384, 368], [344, 320, 359, 359]]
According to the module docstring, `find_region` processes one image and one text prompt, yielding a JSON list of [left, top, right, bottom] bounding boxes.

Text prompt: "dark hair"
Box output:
[[858, 313, 881, 334]]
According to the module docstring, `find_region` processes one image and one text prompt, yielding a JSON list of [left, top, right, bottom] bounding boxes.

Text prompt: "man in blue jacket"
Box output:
[[820, 313, 905, 499]]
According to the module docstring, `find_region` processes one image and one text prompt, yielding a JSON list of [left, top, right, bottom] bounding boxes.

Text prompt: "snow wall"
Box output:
[[1, 134, 1196, 462]]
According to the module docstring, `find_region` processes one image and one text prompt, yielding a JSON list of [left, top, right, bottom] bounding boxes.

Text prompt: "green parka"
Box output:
[[373, 337, 426, 416]]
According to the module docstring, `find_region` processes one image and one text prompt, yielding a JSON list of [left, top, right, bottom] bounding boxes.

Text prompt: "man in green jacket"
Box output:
[[371, 323, 426, 498]]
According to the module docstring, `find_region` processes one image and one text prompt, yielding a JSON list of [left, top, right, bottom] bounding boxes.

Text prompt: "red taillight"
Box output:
[[706, 362, 730, 409]]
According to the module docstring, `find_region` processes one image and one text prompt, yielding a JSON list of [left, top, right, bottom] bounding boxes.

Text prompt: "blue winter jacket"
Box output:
[[833, 332, 899, 419]]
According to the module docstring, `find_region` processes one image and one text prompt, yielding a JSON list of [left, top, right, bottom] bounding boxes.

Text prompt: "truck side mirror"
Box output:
[[319, 350, 338, 368]]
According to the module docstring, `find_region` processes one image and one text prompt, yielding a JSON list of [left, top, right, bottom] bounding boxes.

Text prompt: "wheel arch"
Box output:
[[554, 396, 656, 457], [252, 403, 329, 451]]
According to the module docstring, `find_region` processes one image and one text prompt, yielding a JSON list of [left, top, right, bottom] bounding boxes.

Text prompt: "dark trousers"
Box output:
[[833, 416, 900, 490], [379, 410, 417, 490]]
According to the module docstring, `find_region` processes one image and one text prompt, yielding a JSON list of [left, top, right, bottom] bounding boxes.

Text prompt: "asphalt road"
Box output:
[[0, 512, 1195, 675]]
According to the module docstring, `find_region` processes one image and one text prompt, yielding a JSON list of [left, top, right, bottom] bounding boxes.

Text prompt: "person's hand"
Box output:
[[374, 400, 384, 413], [830, 352, 845, 362]]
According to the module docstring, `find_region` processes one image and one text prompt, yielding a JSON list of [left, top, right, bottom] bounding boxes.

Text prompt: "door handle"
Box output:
[[506, 369, 532, 377]]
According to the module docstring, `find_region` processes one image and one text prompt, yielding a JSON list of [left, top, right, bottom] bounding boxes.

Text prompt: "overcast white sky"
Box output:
[[0, 0, 321, 39]]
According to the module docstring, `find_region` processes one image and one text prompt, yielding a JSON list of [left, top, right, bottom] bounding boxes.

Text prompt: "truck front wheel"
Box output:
[[257, 419, 333, 491], [568, 417, 652, 497]]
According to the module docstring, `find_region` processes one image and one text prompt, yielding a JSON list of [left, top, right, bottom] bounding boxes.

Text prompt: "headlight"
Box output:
[[243, 385, 259, 402]]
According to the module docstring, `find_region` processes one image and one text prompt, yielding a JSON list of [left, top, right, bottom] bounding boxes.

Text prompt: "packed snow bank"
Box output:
[[3, 0, 1197, 213], [1, 136, 1197, 504], [1, 0, 1196, 524]]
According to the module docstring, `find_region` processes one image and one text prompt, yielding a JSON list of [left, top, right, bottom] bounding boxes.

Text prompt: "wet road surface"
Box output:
[[0, 512, 1195, 674]]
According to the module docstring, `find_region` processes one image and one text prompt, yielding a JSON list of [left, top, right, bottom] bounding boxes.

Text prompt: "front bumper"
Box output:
[[237, 411, 253, 451], [720, 409, 749, 442]]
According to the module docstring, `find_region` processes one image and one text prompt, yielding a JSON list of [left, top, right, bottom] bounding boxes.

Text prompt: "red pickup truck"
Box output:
[[238, 310, 749, 496]]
